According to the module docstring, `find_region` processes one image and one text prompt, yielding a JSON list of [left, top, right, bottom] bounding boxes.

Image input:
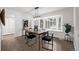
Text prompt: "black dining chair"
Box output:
[[42, 31, 53, 51], [25, 31, 37, 46]]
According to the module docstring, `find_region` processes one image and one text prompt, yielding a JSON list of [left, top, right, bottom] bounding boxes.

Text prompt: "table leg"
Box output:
[[38, 35, 40, 51]]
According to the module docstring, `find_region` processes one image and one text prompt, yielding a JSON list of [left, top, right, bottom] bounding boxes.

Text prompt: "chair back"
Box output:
[[25, 30, 29, 36], [47, 31, 54, 38]]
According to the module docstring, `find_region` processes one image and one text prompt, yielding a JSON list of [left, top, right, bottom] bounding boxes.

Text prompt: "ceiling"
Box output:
[[4, 7, 65, 16]]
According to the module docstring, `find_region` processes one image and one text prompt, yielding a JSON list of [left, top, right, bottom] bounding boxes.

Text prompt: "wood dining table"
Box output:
[[25, 28, 48, 50]]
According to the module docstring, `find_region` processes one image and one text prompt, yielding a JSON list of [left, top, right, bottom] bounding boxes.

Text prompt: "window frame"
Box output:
[[39, 15, 63, 32]]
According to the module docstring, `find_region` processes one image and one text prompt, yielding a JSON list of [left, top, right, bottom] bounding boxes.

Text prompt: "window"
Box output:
[[39, 15, 63, 32], [45, 20, 48, 28], [40, 19, 43, 28], [58, 17, 62, 30]]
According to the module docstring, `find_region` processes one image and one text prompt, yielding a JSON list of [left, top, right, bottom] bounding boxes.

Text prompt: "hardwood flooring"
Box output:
[[1, 34, 74, 51]]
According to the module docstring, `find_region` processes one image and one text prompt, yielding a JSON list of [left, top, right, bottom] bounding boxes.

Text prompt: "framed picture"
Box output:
[[23, 20, 28, 29]]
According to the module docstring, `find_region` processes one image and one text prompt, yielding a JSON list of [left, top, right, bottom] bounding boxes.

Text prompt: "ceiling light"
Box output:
[[33, 7, 40, 18]]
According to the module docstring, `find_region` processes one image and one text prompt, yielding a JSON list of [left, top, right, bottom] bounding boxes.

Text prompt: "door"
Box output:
[[2, 17, 15, 35]]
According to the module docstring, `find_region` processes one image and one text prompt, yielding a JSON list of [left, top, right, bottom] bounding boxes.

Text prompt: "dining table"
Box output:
[[25, 28, 48, 50]]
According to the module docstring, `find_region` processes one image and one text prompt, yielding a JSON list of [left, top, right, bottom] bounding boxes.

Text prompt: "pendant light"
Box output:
[[33, 7, 39, 31], [34, 7, 39, 18]]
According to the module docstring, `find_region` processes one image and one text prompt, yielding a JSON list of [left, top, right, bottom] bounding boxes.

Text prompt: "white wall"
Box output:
[[41, 8, 74, 25], [0, 22, 1, 51], [2, 17, 15, 35], [0, 9, 2, 51], [0, 9, 2, 38], [2, 8, 26, 37], [74, 7, 79, 51], [0, 19, 1, 39]]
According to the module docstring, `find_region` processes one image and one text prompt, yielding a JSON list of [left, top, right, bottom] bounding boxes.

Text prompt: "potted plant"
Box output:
[[64, 24, 72, 40]]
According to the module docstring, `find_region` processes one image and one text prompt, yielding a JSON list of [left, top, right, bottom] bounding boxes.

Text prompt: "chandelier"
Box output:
[[33, 7, 40, 18], [29, 7, 40, 28]]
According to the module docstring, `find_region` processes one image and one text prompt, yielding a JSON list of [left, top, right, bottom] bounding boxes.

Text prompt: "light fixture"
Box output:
[[29, 7, 40, 29], [33, 7, 40, 18]]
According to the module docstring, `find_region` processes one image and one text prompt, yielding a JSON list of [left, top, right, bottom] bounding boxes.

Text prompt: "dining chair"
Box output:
[[41, 31, 53, 51], [25, 30, 37, 47]]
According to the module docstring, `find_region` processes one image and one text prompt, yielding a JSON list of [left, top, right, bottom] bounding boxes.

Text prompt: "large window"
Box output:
[[30, 15, 63, 32], [39, 15, 63, 32], [40, 19, 43, 28]]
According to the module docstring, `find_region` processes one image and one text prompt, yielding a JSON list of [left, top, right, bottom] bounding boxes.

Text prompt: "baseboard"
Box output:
[[2, 33, 15, 36]]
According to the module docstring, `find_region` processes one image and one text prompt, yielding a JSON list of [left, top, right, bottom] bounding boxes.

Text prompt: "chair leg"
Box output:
[[42, 40, 46, 49], [35, 38, 37, 44], [48, 41, 49, 49], [44, 41, 45, 48], [41, 40, 43, 47], [52, 40, 53, 51], [25, 36, 26, 39], [25, 37, 28, 44]]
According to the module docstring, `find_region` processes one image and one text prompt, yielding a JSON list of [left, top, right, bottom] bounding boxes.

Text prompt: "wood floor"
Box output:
[[1, 34, 74, 51]]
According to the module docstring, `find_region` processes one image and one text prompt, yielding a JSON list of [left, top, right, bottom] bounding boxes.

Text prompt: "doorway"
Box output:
[[1, 17, 16, 41]]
